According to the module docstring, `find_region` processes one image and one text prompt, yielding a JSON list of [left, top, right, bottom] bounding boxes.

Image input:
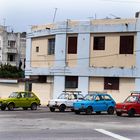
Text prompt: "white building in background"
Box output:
[[0, 25, 26, 69], [25, 12, 140, 102]]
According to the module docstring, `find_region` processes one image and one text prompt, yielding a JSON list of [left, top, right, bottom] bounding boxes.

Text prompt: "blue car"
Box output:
[[73, 92, 116, 115]]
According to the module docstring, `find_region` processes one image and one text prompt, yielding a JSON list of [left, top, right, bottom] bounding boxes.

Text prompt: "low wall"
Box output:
[[0, 82, 52, 106]]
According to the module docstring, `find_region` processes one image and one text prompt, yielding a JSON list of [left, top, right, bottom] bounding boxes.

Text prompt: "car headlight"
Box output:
[[55, 101, 58, 105]]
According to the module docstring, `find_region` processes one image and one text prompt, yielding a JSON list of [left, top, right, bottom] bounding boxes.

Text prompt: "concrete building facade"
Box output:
[[25, 13, 140, 102], [0, 25, 26, 69]]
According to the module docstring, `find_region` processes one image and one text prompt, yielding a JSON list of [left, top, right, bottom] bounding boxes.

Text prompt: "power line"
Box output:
[[25, 49, 140, 63]]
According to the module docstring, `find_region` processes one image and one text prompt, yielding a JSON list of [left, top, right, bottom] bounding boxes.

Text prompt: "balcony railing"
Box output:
[[4, 48, 17, 54]]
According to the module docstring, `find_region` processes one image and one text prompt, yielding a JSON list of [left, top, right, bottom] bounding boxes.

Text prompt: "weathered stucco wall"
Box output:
[[0, 82, 51, 106], [89, 77, 135, 102]]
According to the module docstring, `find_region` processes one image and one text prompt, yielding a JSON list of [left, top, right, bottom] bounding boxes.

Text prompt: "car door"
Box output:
[[13, 92, 23, 107], [102, 95, 114, 111], [26, 92, 38, 106], [135, 97, 140, 114], [66, 94, 76, 107], [20, 92, 31, 107], [93, 95, 107, 111]]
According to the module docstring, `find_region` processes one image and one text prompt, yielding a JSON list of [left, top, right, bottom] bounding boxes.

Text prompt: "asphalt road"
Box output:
[[0, 107, 140, 140]]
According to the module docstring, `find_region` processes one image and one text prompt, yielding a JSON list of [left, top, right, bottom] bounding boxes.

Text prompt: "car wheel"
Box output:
[[23, 107, 28, 110], [31, 103, 37, 110], [86, 107, 93, 115], [59, 104, 66, 112], [50, 107, 55, 112], [1, 105, 6, 111], [107, 107, 114, 115], [116, 111, 122, 116], [8, 103, 15, 111], [128, 109, 135, 117], [75, 110, 80, 114]]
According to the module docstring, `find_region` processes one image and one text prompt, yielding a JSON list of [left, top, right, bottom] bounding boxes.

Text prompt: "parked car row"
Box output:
[[48, 91, 140, 117], [1, 90, 140, 117]]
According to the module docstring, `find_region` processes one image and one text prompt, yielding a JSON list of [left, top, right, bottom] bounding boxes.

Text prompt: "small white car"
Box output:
[[48, 91, 84, 112]]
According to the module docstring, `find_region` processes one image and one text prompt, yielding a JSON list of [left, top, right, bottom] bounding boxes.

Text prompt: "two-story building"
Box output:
[[25, 13, 140, 102]]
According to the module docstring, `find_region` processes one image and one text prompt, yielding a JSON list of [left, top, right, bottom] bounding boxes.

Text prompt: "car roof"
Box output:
[[130, 91, 140, 96]]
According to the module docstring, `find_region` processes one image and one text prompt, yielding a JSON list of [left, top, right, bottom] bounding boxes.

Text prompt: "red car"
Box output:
[[116, 92, 140, 117]]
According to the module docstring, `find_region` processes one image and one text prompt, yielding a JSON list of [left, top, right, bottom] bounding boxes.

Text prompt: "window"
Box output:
[[119, 36, 134, 54], [48, 38, 55, 55], [8, 40, 16, 48], [68, 36, 77, 54], [38, 76, 47, 83], [36, 46, 39, 52], [65, 76, 78, 88], [104, 77, 119, 90], [93, 36, 105, 50], [8, 54, 15, 62]]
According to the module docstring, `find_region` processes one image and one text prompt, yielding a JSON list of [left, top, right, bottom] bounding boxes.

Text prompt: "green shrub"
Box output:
[[0, 64, 24, 78]]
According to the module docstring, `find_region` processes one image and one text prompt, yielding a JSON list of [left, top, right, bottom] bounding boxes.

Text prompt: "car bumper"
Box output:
[[116, 108, 128, 113], [47, 104, 60, 108]]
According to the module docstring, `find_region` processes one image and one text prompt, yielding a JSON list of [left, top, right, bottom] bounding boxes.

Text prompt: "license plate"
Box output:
[[116, 109, 121, 111]]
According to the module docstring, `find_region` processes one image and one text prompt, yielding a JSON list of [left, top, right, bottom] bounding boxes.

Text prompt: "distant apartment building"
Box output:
[[0, 25, 26, 69], [25, 13, 140, 102]]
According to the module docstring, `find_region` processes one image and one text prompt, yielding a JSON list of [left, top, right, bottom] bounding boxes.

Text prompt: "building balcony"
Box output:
[[4, 47, 17, 54]]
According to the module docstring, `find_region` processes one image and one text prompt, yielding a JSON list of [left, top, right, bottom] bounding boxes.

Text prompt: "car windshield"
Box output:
[[9, 92, 19, 98], [58, 93, 69, 99], [124, 95, 138, 103], [84, 94, 95, 101]]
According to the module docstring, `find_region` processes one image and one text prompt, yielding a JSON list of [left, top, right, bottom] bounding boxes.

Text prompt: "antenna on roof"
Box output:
[[53, 8, 57, 23]]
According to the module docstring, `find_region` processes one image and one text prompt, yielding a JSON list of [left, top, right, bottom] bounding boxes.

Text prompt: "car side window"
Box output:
[[77, 94, 83, 100], [17, 93, 22, 98], [138, 98, 140, 104], [95, 96, 100, 101], [28, 93, 35, 98], [21, 92, 27, 98], [68, 94, 74, 100], [104, 95, 111, 101]]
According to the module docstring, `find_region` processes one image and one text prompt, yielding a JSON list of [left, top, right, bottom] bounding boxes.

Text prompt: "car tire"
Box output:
[[59, 104, 66, 112], [1, 105, 6, 111], [107, 107, 114, 115], [75, 110, 80, 114], [50, 107, 55, 112], [86, 107, 93, 115], [116, 111, 122, 116], [23, 107, 28, 110], [31, 103, 37, 110], [128, 109, 135, 117], [8, 103, 15, 111]]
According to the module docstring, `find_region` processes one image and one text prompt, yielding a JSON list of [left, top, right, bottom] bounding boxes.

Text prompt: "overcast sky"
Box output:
[[0, 0, 140, 32]]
